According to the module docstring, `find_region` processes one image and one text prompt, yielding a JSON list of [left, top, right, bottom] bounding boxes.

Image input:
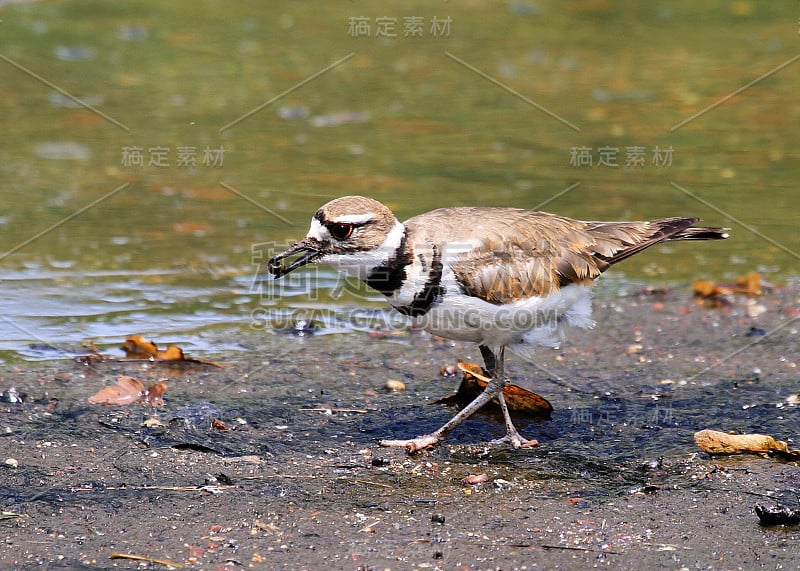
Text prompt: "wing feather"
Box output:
[[404, 207, 725, 305]]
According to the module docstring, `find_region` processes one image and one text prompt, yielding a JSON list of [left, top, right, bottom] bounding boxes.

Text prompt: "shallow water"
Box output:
[[0, 1, 797, 361]]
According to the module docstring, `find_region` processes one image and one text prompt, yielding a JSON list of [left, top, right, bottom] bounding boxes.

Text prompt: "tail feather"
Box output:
[[668, 226, 730, 241], [587, 217, 729, 268]]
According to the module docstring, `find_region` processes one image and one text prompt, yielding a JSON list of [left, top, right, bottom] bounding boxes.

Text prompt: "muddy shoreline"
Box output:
[[2, 282, 799, 570]]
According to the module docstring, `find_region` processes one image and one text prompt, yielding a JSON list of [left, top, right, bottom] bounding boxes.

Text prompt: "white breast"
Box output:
[[411, 275, 596, 358]]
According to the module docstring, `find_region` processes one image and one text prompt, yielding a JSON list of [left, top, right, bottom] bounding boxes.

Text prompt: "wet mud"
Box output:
[[2, 282, 799, 570]]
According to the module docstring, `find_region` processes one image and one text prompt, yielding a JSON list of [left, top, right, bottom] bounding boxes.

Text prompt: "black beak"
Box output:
[[268, 239, 323, 278]]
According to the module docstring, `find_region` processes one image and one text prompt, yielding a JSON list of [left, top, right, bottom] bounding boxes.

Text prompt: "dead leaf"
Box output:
[[692, 279, 732, 299], [81, 339, 101, 354], [211, 418, 231, 431], [88, 376, 167, 406], [736, 271, 764, 296], [77, 336, 225, 368], [121, 335, 159, 358], [88, 376, 144, 405], [694, 429, 800, 460], [118, 335, 224, 367], [693, 272, 765, 299], [431, 362, 553, 418], [156, 345, 184, 360], [142, 382, 167, 406]]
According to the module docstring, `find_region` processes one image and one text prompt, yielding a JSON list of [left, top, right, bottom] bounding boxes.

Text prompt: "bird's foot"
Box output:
[[379, 433, 441, 454], [491, 429, 539, 449]]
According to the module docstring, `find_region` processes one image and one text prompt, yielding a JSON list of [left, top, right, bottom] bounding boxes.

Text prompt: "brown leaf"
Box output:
[[88, 376, 167, 406], [693, 272, 765, 299], [735, 271, 764, 296], [211, 418, 231, 431], [117, 335, 225, 368], [431, 362, 553, 418], [156, 345, 185, 361], [694, 429, 800, 459], [142, 382, 167, 406], [121, 335, 159, 358], [692, 279, 731, 299], [88, 376, 145, 405]]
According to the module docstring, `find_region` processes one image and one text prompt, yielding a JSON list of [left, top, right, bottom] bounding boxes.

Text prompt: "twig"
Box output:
[[539, 544, 620, 555], [110, 552, 184, 568], [358, 519, 381, 533], [300, 407, 369, 413], [457, 362, 492, 382], [343, 478, 394, 489], [0, 512, 23, 520], [641, 543, 689, 551], [66, 484, 225, 493]]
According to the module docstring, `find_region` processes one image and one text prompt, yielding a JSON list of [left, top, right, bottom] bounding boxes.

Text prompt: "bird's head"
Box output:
[[268, 195, 404, 279]]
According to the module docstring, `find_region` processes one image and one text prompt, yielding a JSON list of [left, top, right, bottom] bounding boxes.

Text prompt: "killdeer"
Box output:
[[268, 196, 728, 452]]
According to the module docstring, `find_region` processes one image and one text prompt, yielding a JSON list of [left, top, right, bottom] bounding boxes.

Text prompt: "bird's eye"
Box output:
[[329, 223, 354, 241]]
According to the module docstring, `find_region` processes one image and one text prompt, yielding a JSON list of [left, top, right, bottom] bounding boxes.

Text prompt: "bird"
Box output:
[[268, 196, 728, 452]]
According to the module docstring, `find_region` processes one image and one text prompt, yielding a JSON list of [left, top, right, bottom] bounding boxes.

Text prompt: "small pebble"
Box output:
[[1, 387, 24, 403], [5, 458, 18, 468], [431, 513, 446, 524], [385, 380, 405, 392], [440, 364, 458, 377], [290, 319, 317, 336], [493, 478, 512, 489], [746, 303, 767, 318], [461, 473, 489, 485]]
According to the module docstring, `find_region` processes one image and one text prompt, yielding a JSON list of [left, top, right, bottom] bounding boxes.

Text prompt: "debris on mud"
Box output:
[[692, 271, 767, 301], [88, 375, 167, 406], [384, 379, 406, 391], [110, 552, 185, 568], [755, 504, 800, 527], [74, 335, 225, 368], [461, 473, 489, 485], [0, 387, 26, 404], [694, 429, 800, 460], [432, 362, 553, 418], [2, 281, 799, 570]]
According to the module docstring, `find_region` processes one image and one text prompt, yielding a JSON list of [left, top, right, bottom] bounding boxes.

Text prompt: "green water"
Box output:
[[0, 0, 797, 360]]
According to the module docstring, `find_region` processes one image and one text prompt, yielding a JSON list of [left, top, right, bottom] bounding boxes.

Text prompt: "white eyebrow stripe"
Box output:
[[307, 218, 328, 240], [331, 213, 375, 224]]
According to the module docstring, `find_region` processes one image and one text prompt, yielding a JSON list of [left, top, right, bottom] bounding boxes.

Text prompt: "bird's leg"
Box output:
[[379, 344, 507, 453], [379, 345, 533, 452], [479, 344, 497, 377], [485, 346, 531, 449]]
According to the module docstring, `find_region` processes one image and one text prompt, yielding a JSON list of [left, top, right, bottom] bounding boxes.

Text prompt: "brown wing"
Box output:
[[447, 211, 600, 302], [427, 209, 719, 304]]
